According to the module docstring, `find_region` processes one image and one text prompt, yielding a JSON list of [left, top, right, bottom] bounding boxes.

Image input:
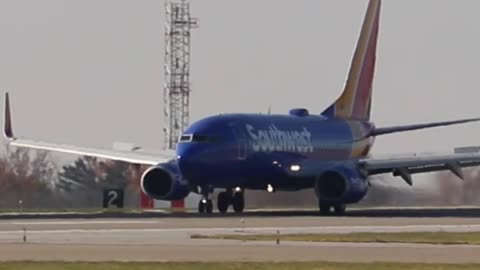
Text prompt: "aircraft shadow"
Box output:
[[166, 207, 480, 219], [2, 207, 480, 219]]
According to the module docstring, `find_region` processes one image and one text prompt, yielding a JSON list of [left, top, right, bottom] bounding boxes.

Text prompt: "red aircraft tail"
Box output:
[[322, 0, 381, 121]]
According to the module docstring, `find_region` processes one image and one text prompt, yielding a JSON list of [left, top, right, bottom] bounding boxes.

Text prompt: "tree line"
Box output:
[[1, 145, 480, 209], [0, 146, 141, 209]]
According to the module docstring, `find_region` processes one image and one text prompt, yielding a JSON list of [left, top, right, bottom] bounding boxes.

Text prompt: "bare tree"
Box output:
[[0, 147, 58, 208], [57, 156, 141, 208]]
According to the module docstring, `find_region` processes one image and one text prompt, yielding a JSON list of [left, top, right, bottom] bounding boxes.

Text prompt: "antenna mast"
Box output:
[[164, 0, 198, 150]]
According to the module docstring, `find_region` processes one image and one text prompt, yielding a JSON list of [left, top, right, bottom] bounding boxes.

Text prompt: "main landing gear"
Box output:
[[318, 200, 347, 216], [197, 188, 245, 214], [217, 189, 245, 214]]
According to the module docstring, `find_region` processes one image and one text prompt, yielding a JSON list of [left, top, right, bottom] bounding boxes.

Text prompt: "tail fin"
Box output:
[[322, 0, 381, 121]]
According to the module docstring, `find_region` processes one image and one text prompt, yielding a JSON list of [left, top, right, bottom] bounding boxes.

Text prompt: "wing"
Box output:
[[284, 152, 480, 186], [4, 92, 173, 165], [371, 118, 480, 136], [6, 138, 172, 165], [359, 153, 480, 185]]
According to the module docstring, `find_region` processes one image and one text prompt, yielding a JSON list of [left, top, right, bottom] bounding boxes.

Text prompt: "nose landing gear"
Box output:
[[198, 198, 213, 214], [198, 187, 213, 214]]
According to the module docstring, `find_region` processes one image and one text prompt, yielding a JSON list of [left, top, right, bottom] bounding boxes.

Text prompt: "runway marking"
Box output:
[[4, 220, 162, 225], [1, 224, 480, 234]]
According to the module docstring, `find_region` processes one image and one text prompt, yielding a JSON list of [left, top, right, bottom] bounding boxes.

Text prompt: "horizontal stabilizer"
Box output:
[[371, 118, 480, 136]]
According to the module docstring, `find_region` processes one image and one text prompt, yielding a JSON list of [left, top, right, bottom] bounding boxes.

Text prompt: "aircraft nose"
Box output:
[[176, 144, 201, 177]]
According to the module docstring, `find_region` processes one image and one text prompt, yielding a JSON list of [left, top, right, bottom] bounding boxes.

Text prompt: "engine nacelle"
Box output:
[[314, 167, 368, 204], [140, 161, 191, 201]]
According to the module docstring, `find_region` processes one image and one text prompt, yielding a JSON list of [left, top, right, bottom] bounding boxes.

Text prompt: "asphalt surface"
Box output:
[[1, 207, 480, 263], [5, 206, 480, 219]]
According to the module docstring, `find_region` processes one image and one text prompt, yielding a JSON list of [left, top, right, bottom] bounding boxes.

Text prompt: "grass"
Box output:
[[191, 231, 480, 245], [0, 262, 479, 270]]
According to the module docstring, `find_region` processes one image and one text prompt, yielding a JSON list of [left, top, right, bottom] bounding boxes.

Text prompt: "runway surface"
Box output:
[[1, 208, 480, 263]]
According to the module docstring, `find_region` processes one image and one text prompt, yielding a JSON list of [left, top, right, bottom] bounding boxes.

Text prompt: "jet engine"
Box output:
[[314, 167, 368, 204], [140, 161, 191, 201]]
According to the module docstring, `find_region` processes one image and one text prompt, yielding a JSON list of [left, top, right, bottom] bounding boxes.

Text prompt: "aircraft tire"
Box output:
[[334, 204, 346, 215], [198, 199, 213, 214], [198, 200, 205, 213], [217, 192, 230, 213], [319, 202, 331, 215], [206, 199, 213, 213], [232, 192, 245, 213]]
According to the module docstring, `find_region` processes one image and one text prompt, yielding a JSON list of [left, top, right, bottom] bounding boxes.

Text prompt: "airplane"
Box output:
[[5, 0, 480, 215]]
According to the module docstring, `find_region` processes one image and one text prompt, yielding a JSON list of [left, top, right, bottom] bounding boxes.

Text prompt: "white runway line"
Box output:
[[4, 220, 161, 225], [1, 224, 480, 234]]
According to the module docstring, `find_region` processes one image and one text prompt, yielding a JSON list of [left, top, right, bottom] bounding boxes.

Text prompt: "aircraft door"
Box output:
[[231, 123, 248, 160]]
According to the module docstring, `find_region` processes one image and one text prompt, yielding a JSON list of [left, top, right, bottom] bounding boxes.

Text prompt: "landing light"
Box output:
[[267, 184, 274, 193], [234, 187, 242, 192], [201, 199, 207, 204], [290, 165, 301, 172]]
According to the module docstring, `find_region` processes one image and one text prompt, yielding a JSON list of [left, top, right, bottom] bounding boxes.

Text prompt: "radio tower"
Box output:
[[164, 0, 198, 150]]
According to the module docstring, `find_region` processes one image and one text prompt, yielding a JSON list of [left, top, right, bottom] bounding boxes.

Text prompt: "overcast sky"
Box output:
[[0, 0, 479, 160]]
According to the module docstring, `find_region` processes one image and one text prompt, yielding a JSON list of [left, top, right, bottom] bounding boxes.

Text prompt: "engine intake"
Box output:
[[141, 161, 191, 201]]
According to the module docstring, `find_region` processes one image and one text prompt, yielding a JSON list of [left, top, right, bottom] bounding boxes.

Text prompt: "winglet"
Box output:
[[4, 92, 14, 140]]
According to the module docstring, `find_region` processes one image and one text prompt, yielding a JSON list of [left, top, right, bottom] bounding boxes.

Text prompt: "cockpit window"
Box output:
[[179, 134, 192, 142], [179, 134, 215, 143], [192, 135, 210, 142]]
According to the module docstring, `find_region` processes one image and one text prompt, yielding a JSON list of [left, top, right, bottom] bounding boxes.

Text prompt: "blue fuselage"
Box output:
[[176, 113, 375, 192]]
